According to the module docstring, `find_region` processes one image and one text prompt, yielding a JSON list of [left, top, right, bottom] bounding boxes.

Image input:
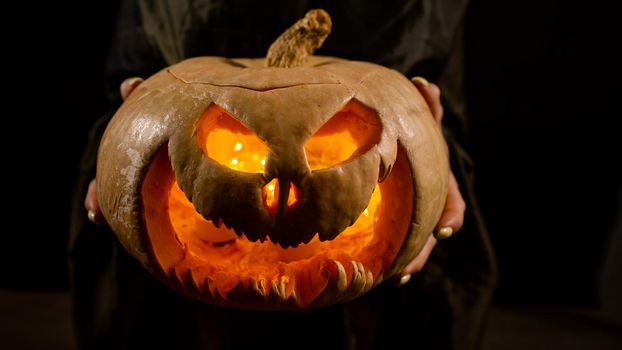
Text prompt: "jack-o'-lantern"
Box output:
[[97, 9, 448, 310]]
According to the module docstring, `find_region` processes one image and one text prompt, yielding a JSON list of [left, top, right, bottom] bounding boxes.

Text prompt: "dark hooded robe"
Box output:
[[69, 1, 497, 349]]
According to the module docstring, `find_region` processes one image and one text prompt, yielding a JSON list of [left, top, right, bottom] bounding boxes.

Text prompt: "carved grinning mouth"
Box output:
[[142, 143, 413, 309]]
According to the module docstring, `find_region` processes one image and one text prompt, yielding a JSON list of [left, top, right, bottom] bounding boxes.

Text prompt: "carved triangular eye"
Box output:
[[196, 104, 268, 173], [304, 101, 382, 171]]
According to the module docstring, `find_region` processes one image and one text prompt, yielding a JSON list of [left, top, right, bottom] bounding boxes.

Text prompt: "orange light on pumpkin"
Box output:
[[305, 105, 381, 170], [263, 179, 279, 215], [196, 106, 268, 173], [262, 179, 302, 216]]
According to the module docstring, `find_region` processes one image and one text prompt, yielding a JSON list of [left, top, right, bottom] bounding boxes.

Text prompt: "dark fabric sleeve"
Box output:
[[103, 0, 168, 104]]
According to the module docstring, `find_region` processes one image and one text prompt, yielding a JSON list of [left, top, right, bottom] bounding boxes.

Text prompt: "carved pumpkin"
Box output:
[[97, 9, 448, 310]]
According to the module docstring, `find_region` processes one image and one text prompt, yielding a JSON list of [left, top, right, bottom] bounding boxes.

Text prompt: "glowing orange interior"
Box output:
[[305, 102, 381, 170], [142, 103, 413, 307], [261, 179, 301, 216], [196, 107, 268, 173]]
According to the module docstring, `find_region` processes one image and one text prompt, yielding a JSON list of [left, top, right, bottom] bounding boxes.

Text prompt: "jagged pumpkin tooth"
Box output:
[[342, 261, 365, 301], [202, 277, 213, 299], [223, 281, 247, 305], [269, 279, 286, 304], [334, 260, 348, 293], [309, 260, 349, 307], [248, 278, 265, 297], [355, 261, 374, 296], [186, 269, 200, 293], [205, 278, 217, 298], [280, 276, 295, 299], [363, 269, 374, 294], [268, 277, 287, 300]]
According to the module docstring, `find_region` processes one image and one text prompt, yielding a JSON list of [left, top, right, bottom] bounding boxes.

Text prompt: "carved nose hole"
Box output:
[[262, 179, 279, 216], [285, 182, 302, 213], [262, 179, 302, 217]]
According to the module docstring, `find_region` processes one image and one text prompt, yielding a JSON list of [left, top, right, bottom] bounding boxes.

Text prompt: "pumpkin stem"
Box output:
[[266, 9, 332, 68]]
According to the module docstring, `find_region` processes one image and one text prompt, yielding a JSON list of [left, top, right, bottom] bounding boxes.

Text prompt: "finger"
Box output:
[[434, 172, 465, 239], [120, 77, 144, 101], [84, 179, 103, 224], [411, 77, 444, 124], [398, 233, 438, 278]]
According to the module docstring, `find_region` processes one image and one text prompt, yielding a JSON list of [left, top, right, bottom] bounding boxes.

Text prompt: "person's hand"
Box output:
[[394, 77, 466, 286], [85, 77, 144, 224]]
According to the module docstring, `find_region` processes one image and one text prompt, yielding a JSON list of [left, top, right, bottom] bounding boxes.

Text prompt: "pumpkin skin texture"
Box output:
[[97, 55, 449, 310]]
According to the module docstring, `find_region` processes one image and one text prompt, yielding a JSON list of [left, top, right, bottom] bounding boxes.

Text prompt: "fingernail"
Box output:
[[435, 226, 453, 240], [411, 76, 430, 87], [126, 77, 143, 88], [394, 274, 411, 286], [87, 210, 99, 224]]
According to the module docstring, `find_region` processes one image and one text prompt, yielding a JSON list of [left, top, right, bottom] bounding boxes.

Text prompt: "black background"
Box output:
[[3, 0, 620, 311]]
